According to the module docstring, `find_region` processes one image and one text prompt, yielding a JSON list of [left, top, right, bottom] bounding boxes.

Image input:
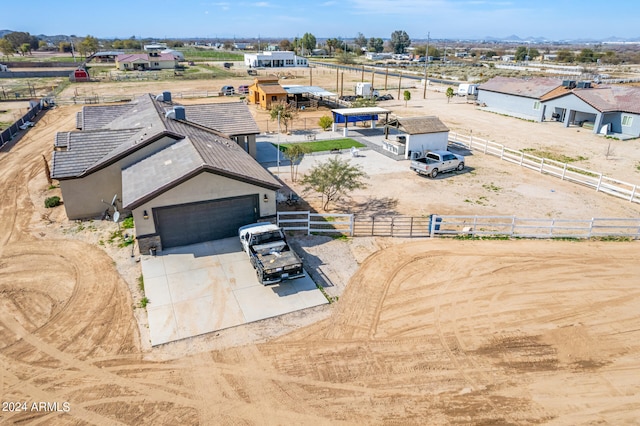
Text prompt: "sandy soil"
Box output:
[[1, 76, 639, 424]]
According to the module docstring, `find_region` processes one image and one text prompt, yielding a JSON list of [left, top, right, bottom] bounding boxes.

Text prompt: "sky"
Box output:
[[3, 0, 640, 41]]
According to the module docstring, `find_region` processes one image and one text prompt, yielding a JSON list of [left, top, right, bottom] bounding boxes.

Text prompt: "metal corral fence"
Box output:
[[0, 100, 42, 149], [430, 215, 640, 239], [449, 132, 640, 205], [51, 90, 229, 106]]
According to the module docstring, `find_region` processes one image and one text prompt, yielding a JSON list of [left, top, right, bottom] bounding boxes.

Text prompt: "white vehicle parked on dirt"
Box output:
[[410, 150, 465, 178]]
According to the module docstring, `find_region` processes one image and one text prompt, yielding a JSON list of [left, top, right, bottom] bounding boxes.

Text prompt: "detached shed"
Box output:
[[383, 116, 449, 159]]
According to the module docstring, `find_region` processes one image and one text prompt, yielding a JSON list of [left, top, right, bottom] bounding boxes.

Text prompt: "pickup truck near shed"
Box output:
[[239, 223, 305, 285], [410, 150, 465, 178]]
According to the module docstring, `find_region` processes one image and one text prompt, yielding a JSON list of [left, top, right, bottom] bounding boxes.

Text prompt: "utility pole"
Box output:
[[423, 32, 429, 99]]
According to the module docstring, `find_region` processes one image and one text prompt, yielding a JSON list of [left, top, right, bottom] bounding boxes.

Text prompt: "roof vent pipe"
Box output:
[[174, 106, 186, 120]]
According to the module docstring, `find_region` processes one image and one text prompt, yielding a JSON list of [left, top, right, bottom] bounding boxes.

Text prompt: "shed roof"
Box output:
[[479, 76, 563, 99], [384, 116, 449, 134], [258, 84, 288, 95]]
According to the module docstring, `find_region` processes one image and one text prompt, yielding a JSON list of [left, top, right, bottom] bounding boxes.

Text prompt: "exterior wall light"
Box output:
[[263, 194, 269, 203], [143, 210, 149, 219]]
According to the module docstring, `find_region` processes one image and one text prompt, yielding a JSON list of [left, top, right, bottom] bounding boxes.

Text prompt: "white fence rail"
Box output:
[[449, 132, 640, 205], [277, 211, 354, 236], [430, 215, 640, 239]]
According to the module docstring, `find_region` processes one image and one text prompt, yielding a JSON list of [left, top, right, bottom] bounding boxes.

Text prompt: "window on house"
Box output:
[[622, 115, 633, 126], [272, 96, 277, 101], [533, 101, 541, 110]]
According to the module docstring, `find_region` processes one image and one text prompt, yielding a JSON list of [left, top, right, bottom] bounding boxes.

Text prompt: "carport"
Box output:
[[331, 107, 391, 137]]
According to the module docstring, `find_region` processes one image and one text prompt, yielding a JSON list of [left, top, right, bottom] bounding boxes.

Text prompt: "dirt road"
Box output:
[[1, 87, 639, 424]]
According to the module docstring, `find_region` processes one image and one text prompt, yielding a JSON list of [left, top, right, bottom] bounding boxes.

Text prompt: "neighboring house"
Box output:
[[247, 76, 288, 109], [478, 76, 640, 138], [144, 43, 168, 51], [365, 52, 393, 61], [51, 93, 279, 253], [161, 49, 184, 61], [115, 52, 178, 71], [244, 51, 308, 68], [87, 51, 124, 63], [478, 76, 565, 121], [542, 85, 640, 138], [382, 116, 450, 159]]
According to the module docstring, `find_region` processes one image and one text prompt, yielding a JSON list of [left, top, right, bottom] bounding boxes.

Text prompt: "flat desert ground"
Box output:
[[1, 70, 640, 425]]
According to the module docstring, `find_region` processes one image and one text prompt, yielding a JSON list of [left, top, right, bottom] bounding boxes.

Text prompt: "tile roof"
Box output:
[[52, 93, 280, 201], [479, 76, 564, 99], [572, 86, 640, 114], [51, 129, 142, 179], [182, 102, 260, 136]]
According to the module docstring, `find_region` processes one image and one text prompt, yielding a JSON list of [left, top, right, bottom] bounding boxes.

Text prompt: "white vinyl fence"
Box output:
[[277, 211, 353, 235], [430, 215, 640, 239], [449, 132, 640, 205], [277, 212, 640, 240]]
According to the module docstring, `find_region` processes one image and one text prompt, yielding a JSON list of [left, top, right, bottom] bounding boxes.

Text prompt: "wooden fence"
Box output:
[[449, 132, 640, 205], [430, 215, 640, 239]]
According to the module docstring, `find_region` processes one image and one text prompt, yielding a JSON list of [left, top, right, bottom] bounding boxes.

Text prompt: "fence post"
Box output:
[[409, 216, 414, 237], [539, 158, 545, 174], [561, 163, 567, 180], [307, 211, 311, 235], [371, 216, 375, 236], [588, 218, 594, 238], [511, 216, 516, 236], [390, 216, 394, 237], [630, 185, 637, 202], [483, 139, 488, 154], [500, 145, 505, 160], [549, 218, 555, 237], [519, 151, 524, 166], [596, 173, 603, 192], [349, 214, 354, 237]]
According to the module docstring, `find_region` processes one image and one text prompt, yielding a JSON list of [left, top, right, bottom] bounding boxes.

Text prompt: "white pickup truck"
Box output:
[[239, 223, 305, 285], [410, 150, 465, 178]]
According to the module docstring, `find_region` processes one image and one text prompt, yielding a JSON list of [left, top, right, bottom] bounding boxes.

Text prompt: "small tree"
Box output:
[[318, 115, 333, 131], [300, 156, 368, 211], [269, 101, 297, 133], [446, 87, 455, 103], [282, 143, 311, 182], [403, 90, 411, 107]]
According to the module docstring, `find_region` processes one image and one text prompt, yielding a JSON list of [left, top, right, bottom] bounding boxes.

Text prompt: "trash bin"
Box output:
[[149, 247, 156, 256]]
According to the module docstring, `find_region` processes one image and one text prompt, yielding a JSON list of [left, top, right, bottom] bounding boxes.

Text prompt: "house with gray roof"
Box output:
[[478, 77, 640, 139], [51, 92, 280, 252]]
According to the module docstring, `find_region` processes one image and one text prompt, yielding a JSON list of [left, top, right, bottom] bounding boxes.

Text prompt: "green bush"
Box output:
[[44, 196, 61, 208], [318, 115, 333, 131], [122, 216, 134, 229]]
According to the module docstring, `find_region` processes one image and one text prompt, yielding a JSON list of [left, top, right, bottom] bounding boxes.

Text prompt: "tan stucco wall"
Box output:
[[133, 171, 277, 236], [59, 135, 178, 219]]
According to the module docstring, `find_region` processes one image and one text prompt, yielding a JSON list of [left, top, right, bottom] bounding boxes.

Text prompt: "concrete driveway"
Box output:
[[141, 237, 328, 346]]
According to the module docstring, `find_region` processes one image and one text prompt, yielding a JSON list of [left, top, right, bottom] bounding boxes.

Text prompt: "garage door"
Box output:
[[155, 195, 258, 248]]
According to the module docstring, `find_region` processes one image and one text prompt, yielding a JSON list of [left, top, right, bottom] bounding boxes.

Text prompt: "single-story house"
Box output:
[[542, 85, 640, 138], [51, 92, 279, 253], [115, 52, 178, 71], [382, 116, 450, 159], [477, 76, 564, 122], [244, 51, 308, 68], [478, 77, 640, 139], [247, 76, 288, 109]]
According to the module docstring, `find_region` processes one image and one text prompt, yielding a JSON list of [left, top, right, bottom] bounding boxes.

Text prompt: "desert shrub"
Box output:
[[44, 196, 61, 208], [318, 115, 333, 131], [122, 216, 134, 229]]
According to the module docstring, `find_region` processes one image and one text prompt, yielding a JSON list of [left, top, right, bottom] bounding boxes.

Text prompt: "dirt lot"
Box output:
[[1, 73, 639, 424]]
